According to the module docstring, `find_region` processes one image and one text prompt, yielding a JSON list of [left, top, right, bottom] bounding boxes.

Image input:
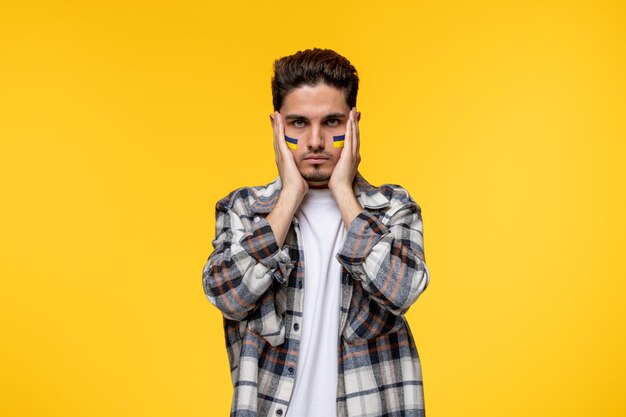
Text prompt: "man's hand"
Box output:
[[328, 108, 361, 192], [271, 111, 308, 197], [329, 108, 364, 228], [265, 111, 308, 247]]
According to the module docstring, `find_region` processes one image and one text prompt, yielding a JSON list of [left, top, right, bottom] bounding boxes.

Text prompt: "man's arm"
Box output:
[[266, 110, 308, 248], [202, 199, 295, 322], [331, 185, 364, 229], [203, 111, 306, 324], [329, 108, 429, 317], [265, 188, 304, 248], [335, 194, 430, 316]]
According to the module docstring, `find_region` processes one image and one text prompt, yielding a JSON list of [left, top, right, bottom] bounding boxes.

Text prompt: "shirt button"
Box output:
[[288, 367, 294, 375], [293, 323, 299, 331], [276, 409, 283, 415]]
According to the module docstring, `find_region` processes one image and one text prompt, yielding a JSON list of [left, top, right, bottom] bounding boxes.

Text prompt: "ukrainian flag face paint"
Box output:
[[333, 134, 345, 148], [285, 134, 344, 150], [285, 135, 298, 150]]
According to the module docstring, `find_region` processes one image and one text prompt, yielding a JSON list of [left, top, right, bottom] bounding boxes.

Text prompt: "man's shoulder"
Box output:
[[214, 177, 281, 213], [212, 174, 420, 214], [358, 175, 420, 212], [374, 182, 417, 205]]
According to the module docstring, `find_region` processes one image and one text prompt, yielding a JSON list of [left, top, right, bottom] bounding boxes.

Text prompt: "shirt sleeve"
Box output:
[[335, 200, 430, 316], [202, 202, 295, 322]]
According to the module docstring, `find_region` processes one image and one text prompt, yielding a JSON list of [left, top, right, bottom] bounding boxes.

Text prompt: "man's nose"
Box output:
[[307, 127, 324, 149]]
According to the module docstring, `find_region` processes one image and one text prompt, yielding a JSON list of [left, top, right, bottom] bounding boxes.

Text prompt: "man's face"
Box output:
[[276, 82, 354, 188]]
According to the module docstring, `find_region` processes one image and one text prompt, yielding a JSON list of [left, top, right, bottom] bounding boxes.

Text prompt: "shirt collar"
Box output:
[[248, 171, 391, 214]]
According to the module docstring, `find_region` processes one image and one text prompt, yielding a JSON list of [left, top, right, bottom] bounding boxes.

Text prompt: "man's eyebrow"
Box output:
[[284, 114, 309, 121], [284, 112, 347, 121], [322, 112, 347, 119]]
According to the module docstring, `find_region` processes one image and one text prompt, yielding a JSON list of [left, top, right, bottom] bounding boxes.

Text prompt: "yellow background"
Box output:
[[1, 1, 624, 416]]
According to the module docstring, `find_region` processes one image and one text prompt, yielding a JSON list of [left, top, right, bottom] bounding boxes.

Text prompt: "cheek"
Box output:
[[288, 149, 302, 164], [330, 148, 343, 163]]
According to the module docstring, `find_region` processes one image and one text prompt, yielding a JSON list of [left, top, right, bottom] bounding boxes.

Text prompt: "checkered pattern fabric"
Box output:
[[202, 171, 430, 417]]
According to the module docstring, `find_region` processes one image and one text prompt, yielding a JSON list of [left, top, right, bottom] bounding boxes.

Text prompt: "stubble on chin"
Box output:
[[301, 166, 331, 183]]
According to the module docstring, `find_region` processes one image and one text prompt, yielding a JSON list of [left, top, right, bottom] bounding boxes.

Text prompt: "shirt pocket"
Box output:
[[342, 281, 406, 343], [244, 279, 288, 347]]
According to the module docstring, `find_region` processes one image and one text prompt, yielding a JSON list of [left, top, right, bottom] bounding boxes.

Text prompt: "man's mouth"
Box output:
[[305, 156, 329, 164]]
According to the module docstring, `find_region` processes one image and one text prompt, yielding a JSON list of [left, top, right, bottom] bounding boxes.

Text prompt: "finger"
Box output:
[[274, 112, 285, 164], [353, 108, 359, 155], [348, 108, 354, 154], [344, 110, 352, 156], [276, 112, 290, 158], [349, 110, 356, 157], [354, 108, 360, 143], [272, 112, 279, 160]]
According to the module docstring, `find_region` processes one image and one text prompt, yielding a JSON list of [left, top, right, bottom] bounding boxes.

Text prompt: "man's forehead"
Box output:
[[281, 96, 350, 119], [284, 111, 348, 121], [281, 83, 349, 114]]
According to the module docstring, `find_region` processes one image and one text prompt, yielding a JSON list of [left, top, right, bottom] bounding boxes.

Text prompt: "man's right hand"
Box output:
[[271, 111, 309, 197], [265, 111, 308, 248]]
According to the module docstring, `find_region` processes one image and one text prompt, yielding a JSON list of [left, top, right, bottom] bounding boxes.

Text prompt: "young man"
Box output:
[[202, 48, 430, 417]]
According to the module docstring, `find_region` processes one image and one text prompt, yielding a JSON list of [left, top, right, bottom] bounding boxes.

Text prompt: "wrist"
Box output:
[[278, 187, 305, 209], [331, 188, 363, 227], [328, 172, 356, 193], [330, 183, 353, 199]]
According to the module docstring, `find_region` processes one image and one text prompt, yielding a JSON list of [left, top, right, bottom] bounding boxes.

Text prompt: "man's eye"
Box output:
[[294, 120, 306, 128], [326, 119, 340, 127]]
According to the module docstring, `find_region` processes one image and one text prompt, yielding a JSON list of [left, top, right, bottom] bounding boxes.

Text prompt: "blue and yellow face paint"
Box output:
[[285, 135, 298, 150], [284, 134, 345, 149]]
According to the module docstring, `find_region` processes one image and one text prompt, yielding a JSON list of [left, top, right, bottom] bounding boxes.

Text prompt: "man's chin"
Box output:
[[301, 168, 331, 184], [303, 173, 330, 186], [306, 179, 330, 188]]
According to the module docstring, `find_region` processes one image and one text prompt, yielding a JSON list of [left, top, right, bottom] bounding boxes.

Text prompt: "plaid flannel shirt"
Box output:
[[202, 171, 430, 417]]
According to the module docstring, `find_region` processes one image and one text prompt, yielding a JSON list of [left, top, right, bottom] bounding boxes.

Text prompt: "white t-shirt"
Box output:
[[285, 187, 345, 417]]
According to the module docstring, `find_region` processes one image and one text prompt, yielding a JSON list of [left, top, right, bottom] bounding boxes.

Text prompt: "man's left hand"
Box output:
[[329, 107, 364, 228], [328, 107, 361, 192]]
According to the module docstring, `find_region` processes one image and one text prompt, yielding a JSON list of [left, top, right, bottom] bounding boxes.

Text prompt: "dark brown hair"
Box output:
[[271, 48, 359, 111]]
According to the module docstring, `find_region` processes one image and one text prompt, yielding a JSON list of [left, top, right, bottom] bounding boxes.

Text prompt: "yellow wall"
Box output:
[[1, 1, 624, 416]]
